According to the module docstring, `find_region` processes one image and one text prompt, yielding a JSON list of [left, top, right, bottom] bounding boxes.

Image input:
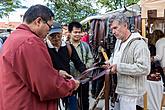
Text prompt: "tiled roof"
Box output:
[[0, 22, 21, 29]]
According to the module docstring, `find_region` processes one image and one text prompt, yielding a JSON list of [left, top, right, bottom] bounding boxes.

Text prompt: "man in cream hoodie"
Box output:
[[106, 12, 150, 110]]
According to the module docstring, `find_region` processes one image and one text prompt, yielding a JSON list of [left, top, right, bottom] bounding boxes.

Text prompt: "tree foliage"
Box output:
[[46, 0, 97, 23], [97, 0, 140, 12], [0, 0, 22, 18], [0, 0, 140, 23]]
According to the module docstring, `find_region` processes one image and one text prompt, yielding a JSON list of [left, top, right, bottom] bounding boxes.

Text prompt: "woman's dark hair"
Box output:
[[23, 4, 54, 24], [68, 21, 82, 32], [152, 30, 164, 43]]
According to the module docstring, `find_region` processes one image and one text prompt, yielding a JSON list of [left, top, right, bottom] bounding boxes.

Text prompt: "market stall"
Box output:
[[140, 1, 165, 110], [141, 0, 165, 37]]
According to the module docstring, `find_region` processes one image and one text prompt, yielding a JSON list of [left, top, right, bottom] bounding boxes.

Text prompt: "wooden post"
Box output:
[[141, 18, 147, 110], [142, 18, 146, 37], [100, 47, 110, 110], [104, 73, 110, 110], [143, 92, 147, 110]]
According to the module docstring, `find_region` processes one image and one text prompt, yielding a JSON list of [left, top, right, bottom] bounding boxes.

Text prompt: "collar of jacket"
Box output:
[[16, 24, 40, 38]]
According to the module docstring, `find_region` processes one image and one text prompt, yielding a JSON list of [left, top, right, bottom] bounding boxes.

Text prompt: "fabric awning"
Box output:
[[80, 4, 140, 24]]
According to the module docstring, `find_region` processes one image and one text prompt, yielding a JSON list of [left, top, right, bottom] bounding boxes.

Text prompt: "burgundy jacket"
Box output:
[[0, 24, 76, 110]]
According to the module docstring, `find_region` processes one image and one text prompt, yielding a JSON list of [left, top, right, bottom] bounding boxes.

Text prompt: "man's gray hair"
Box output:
[[109, 12, 129, 26]]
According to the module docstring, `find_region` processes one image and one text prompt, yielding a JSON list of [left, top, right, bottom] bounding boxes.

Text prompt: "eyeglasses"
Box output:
[[45, 22, 52, 30], [41, 17, 52, 30]]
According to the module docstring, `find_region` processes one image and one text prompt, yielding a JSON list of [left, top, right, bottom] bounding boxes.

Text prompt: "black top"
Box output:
[[47, 43, 86, 74], [148, 43, 156, 56]]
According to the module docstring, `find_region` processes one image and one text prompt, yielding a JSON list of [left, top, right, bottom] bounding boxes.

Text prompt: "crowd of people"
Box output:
[[0, 4, 165, 110]]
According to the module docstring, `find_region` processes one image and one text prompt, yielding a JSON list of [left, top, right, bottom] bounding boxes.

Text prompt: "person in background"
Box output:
[[81, 29, 89, 44], [105, 12, 150, 110], [151, 30, 165, 74], [0, 4, 79, 110], [46, 22, 86, 109], [147, 34, 156, 57], [69, 21, 94, 110], [62, 23, 70, 42]]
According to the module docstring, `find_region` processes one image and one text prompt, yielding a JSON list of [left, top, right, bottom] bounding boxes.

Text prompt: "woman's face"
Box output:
[[48, 32, 62, 45]]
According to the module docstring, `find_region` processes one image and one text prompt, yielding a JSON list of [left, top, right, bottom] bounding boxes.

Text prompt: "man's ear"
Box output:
[[123, 23, 128, 28], [34, 17, 42, 26]]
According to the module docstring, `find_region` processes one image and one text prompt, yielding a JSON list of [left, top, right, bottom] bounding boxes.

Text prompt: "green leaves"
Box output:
[[46, 0, 97, 23], [0, 0, 21, 18], [96, 0, 140, 12], [0, 0, 140, 23]]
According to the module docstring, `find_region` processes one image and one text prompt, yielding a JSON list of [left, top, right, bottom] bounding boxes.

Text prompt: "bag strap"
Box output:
[[0, 37, 7, 44], [81, 42, 89, 64], [66, 43, 72, 58], [0, 38, 3, 44]]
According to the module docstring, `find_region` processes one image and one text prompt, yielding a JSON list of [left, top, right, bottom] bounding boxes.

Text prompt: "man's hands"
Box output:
[[59, 70, 73, 79], [109, 64, 117, 74], [102, 61, 110, 69], [151, 56, 154, 62], [73, 79, 80, 90], [59, 70, 80, 90], [102, 61, 117, 74]]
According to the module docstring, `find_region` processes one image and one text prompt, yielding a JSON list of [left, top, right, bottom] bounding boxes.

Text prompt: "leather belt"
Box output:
[[76, 66, 110, 84]]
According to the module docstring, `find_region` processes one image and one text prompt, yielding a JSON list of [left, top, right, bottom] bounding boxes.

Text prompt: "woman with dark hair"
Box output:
[[151, 30, 165, 74], [152, 29, 164, 45]]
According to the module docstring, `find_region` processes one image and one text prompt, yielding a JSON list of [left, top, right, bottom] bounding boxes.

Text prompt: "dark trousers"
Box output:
[[78, 82, 89, 110], [68, 95, 78, 110], [91, 76, 104, 98], [64, 83, 89, 110]]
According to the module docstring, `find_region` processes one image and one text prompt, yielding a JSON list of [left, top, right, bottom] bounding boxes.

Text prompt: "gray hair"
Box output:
[[109, 12, 129, 27]]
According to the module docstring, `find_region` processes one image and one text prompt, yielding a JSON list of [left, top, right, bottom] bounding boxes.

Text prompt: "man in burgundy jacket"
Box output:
[[0, 5, 79, 110]]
